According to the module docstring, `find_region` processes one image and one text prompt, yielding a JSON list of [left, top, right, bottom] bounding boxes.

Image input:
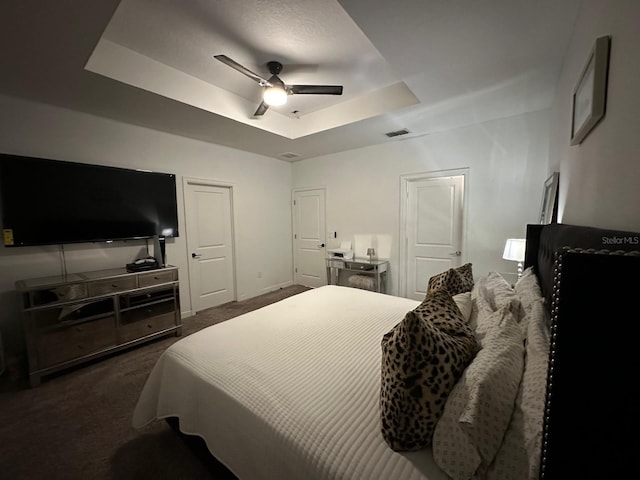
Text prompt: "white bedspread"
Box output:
[[133, 285, 450, 480]]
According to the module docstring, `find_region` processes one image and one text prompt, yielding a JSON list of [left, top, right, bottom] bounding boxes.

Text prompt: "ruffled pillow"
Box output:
[[486, 299, 549, 479], [471, 272, 523, 327], [515, 267, 543, 315], [432, 306, 525, 479]]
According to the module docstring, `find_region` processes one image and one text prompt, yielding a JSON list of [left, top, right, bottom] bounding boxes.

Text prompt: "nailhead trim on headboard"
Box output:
[[539, 247, 640, 479]]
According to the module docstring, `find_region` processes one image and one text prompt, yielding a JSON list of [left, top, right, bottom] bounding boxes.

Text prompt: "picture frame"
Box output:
[[540, 172, 559, 224], [570, 35, 611, 146]]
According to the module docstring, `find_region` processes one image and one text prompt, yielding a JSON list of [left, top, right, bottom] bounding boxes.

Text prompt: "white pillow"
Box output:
[[471, 272, 523, 332], [472, 294, 498, 343], [485, 272, 520, 312], [515, 266, 544, 316], [453, 291, 472, 323], [521, 300, 550, 479], [433, 306, 525, 480], [486, 299, 549, 479]]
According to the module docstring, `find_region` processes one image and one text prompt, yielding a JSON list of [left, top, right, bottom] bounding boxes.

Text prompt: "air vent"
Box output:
[[279, 152, 302, 160], [384, 128, 410, 138]]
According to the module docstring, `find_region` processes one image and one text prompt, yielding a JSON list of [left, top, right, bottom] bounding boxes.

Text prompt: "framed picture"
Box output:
[[570, 35, 611, 145], [540, 172, 559, 224]]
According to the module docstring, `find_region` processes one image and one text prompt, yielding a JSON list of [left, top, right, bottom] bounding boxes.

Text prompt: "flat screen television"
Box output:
[[0, 153, 179, 247]]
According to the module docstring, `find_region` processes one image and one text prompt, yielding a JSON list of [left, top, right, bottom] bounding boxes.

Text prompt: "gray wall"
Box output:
[[0, 94, 294, 360], [293, 109, 550, 295], [548, 0, 640, 232]]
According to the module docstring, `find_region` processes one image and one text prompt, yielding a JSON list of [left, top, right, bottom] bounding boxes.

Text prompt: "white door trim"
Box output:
[[399, 168, 469, 298], [182, 176, 238, 311]]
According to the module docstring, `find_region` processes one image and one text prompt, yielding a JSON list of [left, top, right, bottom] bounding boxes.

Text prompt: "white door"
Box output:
[[184, 179, 236, 313], [404, 175, 465, 300], [293, 188, 326, 287]]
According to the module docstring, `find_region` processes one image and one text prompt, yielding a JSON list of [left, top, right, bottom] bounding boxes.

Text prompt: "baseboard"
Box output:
[[260, 280, 294, 295]]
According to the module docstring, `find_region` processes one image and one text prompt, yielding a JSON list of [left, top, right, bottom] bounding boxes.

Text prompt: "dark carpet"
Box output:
[[0, 285, 310, 480]]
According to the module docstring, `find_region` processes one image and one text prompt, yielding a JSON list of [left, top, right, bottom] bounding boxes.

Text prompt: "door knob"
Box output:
[[449, 251, 461, 256], [318, 243, 325, 248], [191, 252, 202, 258]]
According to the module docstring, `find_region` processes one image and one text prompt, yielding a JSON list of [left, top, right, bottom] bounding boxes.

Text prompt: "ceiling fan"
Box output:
[[214, 55, 343, 117]]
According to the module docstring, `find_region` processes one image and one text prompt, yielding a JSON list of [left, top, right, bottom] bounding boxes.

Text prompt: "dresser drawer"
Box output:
[[327, 259, 346, 268], [36, 316, 117, 368], [33, 298, 115, 329], [119, 311, 177, 343], [346, 262, 374, 270], [138, 269, 176, 288], [88, 276, 137, 296], [31, 283, 88, 306]]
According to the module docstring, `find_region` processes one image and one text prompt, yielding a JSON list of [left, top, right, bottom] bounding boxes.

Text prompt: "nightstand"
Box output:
[[326, 258, 389, 293]]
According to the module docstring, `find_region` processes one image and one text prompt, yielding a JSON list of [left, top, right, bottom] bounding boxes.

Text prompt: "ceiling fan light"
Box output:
[[263, 86, 287, 106]]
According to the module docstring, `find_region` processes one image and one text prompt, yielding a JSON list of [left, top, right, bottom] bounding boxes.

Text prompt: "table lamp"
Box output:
[[502, 238, 526, 278]]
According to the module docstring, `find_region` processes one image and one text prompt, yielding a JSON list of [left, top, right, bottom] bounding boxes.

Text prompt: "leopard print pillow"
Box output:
[[427, 263, 474, 296], [380, 289, 478, 451], [456, 263, 474, 291]]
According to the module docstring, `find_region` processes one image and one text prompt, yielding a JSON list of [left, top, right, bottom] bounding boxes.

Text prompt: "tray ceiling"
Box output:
[[0, 0, 582, 160]]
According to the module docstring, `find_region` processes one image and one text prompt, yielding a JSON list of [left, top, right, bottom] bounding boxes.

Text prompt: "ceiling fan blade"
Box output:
[[214, 55, 272, 86], [289, 85, 343, 95], [253, 101, 269, 117]]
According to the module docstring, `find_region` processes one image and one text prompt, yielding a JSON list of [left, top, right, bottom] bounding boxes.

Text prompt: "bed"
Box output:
[[133, 223, 640, 479]]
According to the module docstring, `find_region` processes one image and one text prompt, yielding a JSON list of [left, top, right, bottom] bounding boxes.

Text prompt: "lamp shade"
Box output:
[[502, 238, 526, 262]]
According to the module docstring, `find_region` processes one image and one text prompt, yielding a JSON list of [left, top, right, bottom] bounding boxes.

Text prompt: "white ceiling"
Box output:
[[0, 0, 582, 161], [88, 0, 419, 140]]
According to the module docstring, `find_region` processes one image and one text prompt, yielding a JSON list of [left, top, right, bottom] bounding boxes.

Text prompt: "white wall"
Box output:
[[0, 94, 294, 356], [293, 109, 550, 295], [548, 0, 640, 231]]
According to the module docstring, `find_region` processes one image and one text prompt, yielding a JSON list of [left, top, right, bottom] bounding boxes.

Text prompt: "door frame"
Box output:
[[291, 186, 327, 286], [398, 168, 469, 298], [183, 176, 238, 313]]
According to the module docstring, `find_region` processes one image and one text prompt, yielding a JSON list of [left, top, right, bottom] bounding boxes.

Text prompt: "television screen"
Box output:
[[0, 153, 179, 247]]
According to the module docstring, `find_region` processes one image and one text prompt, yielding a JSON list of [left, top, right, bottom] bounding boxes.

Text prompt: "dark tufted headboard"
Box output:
[[525, 223, 640, 306], [524, 223, 640, 479]]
